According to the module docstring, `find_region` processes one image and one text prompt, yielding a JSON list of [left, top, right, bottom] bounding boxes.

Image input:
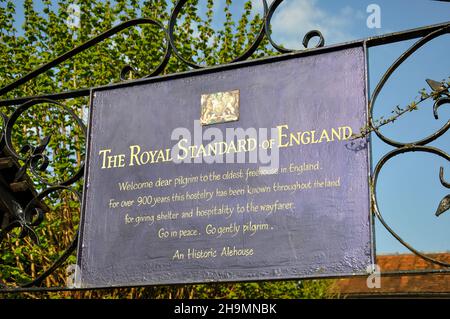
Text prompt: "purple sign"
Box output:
[[77, 44, 373, 288]]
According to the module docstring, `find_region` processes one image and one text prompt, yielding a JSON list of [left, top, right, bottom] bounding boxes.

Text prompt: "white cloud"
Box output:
[[196, 0, 364, 50], [262, 0, 364, 49]]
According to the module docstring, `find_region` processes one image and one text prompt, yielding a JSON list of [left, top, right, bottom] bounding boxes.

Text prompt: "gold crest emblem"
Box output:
[[200, 90, 240, 125]]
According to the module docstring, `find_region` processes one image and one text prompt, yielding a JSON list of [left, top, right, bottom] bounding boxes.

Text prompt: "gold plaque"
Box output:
[[200, 90, 240, 125]]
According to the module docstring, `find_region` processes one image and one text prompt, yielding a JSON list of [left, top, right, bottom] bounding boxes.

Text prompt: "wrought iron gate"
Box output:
[[0, 0, 449, 292]]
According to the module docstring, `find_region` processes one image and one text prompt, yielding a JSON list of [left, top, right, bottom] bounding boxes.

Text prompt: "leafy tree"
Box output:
[[0, 0, 335, 299]]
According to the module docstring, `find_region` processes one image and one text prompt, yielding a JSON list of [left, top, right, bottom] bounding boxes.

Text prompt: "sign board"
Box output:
[[77, 44, 373, 288]]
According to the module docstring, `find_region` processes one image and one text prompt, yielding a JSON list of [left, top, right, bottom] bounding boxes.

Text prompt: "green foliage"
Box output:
[[0, 0, 335, 299]]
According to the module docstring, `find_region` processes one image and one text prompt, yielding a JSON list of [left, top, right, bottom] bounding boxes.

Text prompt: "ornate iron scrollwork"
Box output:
[[369, 25, 450, 268], [0, 0, 448, 290], [0, 0, 327, 290], [0, 98, 86, 288]]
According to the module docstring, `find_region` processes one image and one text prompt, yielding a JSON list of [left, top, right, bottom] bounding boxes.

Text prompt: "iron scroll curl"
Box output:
[[167, 0, 325, 68]]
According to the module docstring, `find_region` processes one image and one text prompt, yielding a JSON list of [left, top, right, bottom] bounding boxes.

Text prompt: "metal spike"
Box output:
[[426, 78, 444, 92], [436, 194, 450, 217]]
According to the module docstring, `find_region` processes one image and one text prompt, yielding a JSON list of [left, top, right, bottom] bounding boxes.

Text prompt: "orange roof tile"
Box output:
[[334, 253, 450, 296]]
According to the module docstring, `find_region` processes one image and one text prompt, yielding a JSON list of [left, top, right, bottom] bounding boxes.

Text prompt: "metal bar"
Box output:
[[0, 41, 363, 107], [363, 41, 377, 269], [1, 269, 450, 294], [365, 20, 450, 47], [0, 21, 448, 107]]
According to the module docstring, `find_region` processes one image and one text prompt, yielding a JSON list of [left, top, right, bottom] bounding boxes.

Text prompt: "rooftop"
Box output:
[[334, 253, 450, 298]]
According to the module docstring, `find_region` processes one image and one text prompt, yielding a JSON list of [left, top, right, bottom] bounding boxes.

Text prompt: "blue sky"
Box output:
[[8, 0, 450, 256]]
